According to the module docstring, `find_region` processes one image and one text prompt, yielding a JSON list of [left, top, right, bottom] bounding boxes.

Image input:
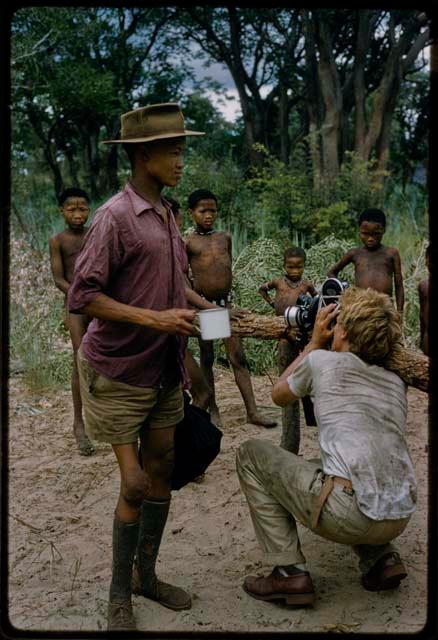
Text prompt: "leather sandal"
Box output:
[[361, 552, 407, 591], [243, 567, 315, 606]]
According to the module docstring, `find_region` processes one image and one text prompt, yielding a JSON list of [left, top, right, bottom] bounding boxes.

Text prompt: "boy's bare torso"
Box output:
[[272, 278, 314, 316], [53, 228, 87, 285], [186, 232, 232, 301], [350, 246, 397, 296]]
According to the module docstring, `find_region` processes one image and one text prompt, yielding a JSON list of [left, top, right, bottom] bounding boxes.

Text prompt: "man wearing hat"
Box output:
[[68, 103, 204, 630]]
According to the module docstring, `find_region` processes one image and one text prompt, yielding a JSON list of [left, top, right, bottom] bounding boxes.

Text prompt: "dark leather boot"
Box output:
[[132, 498, 191, 610], [107, 516, 139, 630]]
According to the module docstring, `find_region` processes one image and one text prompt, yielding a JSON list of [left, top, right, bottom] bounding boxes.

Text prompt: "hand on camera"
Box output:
[[308, 303, 339, 349]]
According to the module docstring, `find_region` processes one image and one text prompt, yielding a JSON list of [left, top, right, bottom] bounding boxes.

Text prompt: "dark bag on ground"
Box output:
[[171, 393, 223, 490]]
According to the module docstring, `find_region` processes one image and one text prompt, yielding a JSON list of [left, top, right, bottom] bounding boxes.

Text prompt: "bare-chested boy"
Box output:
[[49, 188, 94, 456], [327, 208, 404, 315], [259, 246, 317, 453], [185, 188, 276, 429], [418, 243, 430, 355], [166, 195, 213, 411]]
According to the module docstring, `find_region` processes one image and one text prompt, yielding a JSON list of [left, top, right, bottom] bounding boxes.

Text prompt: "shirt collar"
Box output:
[[125, 181, 170, 217]]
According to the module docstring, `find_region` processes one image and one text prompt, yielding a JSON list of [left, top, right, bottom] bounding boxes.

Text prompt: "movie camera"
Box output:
[[283, 278, 349, 426]]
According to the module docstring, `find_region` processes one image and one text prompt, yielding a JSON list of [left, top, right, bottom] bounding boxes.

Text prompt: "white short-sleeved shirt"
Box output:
[[287, 350, 417, 521]]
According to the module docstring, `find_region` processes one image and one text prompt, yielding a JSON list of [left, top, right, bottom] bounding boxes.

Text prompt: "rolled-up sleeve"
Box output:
[[287, 353, 314, 398], [68, 212, 122, 313]]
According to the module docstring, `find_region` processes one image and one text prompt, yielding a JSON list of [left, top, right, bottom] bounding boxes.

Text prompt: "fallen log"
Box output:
[[230, 313, 429, 393]]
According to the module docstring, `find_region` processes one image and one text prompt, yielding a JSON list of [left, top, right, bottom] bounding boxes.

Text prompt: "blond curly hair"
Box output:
[[338, 287, 401, 364]]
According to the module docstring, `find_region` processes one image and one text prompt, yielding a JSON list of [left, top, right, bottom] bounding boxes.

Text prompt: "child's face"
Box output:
[[61, 197, 89, 230], [190, 199, 218, 231], [359, 221, 385, 250], [143, 138, 185, 187], [284, 257, 305, 281]]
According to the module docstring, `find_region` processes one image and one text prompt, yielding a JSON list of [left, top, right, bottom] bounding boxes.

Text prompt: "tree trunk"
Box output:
[[106, 145, 120, 194], [65, 149, 79, 187], [230, 313, 429, 393], [278, 84, 290, 163], [301, 9, 323, 190], [101, 116, 121, 194], [382, 343, 429, 394], [27, 104, 64, 198], [315, 13, 343, 184]]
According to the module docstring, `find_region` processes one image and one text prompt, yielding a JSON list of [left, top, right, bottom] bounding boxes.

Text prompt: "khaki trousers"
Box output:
[[236, 439, 410, 574]]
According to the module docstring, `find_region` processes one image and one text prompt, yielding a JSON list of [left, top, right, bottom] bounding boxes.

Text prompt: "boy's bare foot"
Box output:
[[77, 435, 95, 456], [74, 423, 95, 456], [247, 413, 277, 428]]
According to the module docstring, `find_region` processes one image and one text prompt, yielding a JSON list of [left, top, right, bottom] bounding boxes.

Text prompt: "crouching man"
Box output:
[[236, 287, 416, 606]]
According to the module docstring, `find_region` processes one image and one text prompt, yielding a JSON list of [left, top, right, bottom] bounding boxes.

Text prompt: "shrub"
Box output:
[[10, 235, 72, 390]]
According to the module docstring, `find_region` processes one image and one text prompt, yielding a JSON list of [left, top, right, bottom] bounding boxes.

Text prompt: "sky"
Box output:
[[188, 51, 242, 122]]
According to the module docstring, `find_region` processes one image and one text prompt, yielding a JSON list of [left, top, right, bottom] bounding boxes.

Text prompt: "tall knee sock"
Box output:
[[136, 498, 171, 594], [109, 515, 140, 601]]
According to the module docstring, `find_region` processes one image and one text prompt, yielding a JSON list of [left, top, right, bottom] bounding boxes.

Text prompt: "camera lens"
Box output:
[[284, 305, 300, 328]]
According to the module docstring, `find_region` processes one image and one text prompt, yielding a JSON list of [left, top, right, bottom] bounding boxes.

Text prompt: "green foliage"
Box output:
[[246, 147, 392, 245], [402, 240, 428, 349], [332, 152, 387, 214], [230, 237, 284, 373], [310, 201, 355, 241], [11, 302, 72, 391], [11, 7, 192, 198], [181, 93, 245, 163], [247, 143, 312, 243], [382, 188, 428, 349], [384, 179, 428, 237], [10, 236, 72, 390]]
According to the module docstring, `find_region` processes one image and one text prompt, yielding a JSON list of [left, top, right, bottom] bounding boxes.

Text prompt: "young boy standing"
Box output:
[[166, 195, 213, 411], [418, 244, 430, 355], [259, 247, 317, 453], [327, 208, 404, 315], [49, 188, 95, 456], [185, 189, 277, 429]]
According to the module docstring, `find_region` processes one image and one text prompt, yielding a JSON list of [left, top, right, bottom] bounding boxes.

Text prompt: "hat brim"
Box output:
[[102, 130, 205, 144]]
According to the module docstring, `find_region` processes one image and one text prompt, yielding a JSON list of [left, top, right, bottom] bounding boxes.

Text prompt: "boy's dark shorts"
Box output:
[[77, 347, 184, 445]]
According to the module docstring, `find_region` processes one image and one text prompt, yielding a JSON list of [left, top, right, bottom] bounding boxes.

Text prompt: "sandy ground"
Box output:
[[7, 366, 429, 635]]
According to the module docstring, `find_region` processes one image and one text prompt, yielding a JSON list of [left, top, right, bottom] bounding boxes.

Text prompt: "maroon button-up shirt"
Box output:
[[68, 182, 189, 389]]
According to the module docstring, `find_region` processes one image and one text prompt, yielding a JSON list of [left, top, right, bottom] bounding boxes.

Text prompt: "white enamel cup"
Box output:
[[198, 307, 231, 340]]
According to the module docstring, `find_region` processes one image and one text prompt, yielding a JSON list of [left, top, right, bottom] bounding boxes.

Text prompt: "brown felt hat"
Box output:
[[103, 102, 205, 144]]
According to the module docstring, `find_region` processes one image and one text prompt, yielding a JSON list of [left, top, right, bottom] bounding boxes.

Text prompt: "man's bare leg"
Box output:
[[224, 336, 277, 428], [108, 442, 150, 630], [133, 424, 192, 609], [69, 313, 94, 455], [198, 337, 222, 427]]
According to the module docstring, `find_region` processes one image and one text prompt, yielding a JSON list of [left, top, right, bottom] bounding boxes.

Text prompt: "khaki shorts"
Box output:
[[77, 347, 184, 445]]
